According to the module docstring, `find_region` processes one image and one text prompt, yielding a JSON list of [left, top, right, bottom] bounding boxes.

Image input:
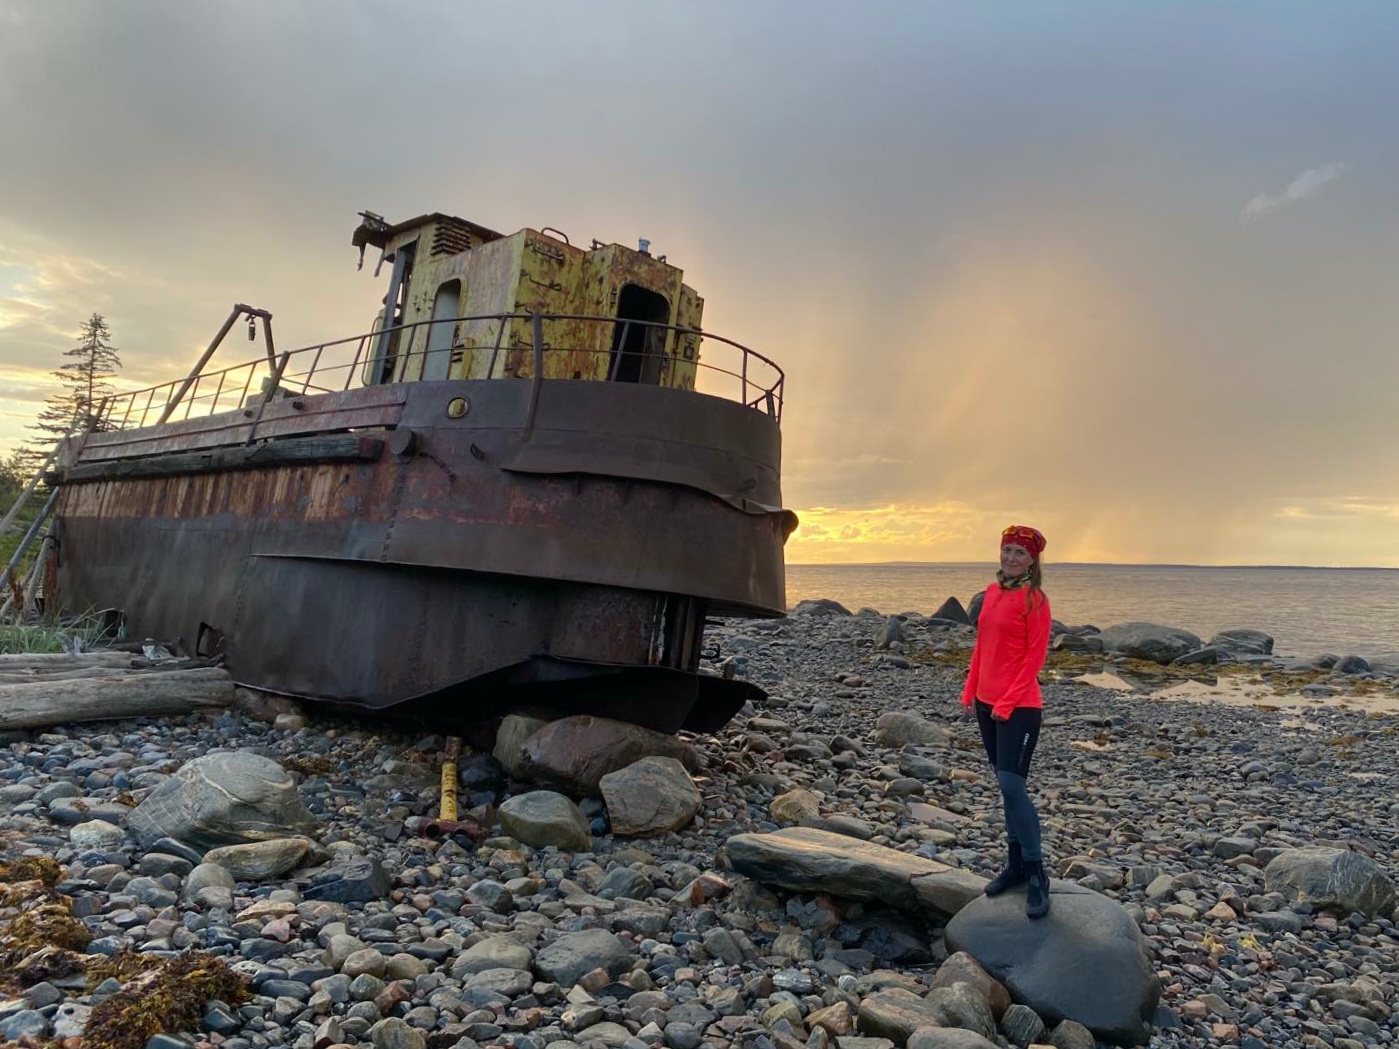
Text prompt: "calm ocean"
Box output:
[[785, 563, 1399, 661]]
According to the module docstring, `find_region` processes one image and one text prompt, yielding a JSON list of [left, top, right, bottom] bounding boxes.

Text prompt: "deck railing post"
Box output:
[[245, 351, 291, 446]]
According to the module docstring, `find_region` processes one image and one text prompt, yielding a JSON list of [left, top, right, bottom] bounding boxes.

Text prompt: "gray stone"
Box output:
[[369, 1015, 427, 1049], [1335, 654, 1371, 674], [1052, 633, 1104, 654], [51, 1002, 91, 1038], [876, 618, 907, 649], [1208, 629, 1274, 656], [520, 715, 700, 795], [303, 855, 391, 903], [533, 928, 632, 987], [1096, 622, 1202, 665], [968, 591, 986, 628], [128, 750, 317, 851], [857, 990, 946, 1043], [451, 935, 532, 978], [1047, 1018, 1096, 1049], [70, 819, 125, 851], [48, 798, 132, 826], [596, 866, 653, 901], [999, 1002, 1045, 1046], [203, 838, 311, 880], [1263, 848, 1396, 917], [906, 1028, 1000, 1049], [600, 756, 702, 837], [770, 788, 822, 826], [326, 934, 369, 971], [465, 967, 534, 996], [726, 827, 983, 920], [923, 983, 996, 1041], [792, 599, 852, 616], [575, 1021, 631, 1047], [931, 597, 970, 625], [1171, 647, 1218, 666], [873, 713, 953, 748], [493, 714, 555, 779], [498, 791, 592, 850], [0, 1010, 48, 1041], [184, 862, 237, 900], [945, 882, 1158, 1046], [929, 952, 1010, 1020]]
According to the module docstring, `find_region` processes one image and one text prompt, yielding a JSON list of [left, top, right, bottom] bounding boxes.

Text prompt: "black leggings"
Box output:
[[974, 701, 1044, 861]]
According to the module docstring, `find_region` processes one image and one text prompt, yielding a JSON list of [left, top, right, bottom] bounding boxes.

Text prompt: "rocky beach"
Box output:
[[0, 600, 1396, 1049]]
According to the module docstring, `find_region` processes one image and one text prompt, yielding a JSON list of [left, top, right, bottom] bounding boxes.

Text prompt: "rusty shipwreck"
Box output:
[[47, 211, 794, 732]]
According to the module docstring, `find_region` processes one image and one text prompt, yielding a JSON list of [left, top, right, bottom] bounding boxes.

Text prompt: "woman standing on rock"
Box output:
[[960, 524, 1053, 919]]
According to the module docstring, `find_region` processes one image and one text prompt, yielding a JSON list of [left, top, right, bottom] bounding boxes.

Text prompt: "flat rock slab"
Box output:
[[725, 827, 985, 920], [945, 882, 1158, 1046]]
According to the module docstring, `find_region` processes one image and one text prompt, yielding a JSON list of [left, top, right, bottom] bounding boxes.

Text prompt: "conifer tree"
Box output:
[[16, 313, 122, 476]]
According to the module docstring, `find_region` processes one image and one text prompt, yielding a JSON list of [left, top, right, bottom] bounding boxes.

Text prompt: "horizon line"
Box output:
[[787, 560, 1399, 571]]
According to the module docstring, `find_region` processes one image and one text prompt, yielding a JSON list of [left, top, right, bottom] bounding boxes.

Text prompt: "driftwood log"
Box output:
[[0, 652, 135, 671], [0, 666, 234, 730]]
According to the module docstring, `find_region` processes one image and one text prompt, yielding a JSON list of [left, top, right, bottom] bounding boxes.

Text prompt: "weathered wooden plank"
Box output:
[[56, 435, 384, 485], [78, 386, 407, 462]]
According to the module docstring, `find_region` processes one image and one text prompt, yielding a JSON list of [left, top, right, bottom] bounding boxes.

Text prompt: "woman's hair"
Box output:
[[1025, 559, 1046, 610]]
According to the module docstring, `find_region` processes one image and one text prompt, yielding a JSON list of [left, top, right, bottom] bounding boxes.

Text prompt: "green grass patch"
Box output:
[[0, 613, 124, 654]]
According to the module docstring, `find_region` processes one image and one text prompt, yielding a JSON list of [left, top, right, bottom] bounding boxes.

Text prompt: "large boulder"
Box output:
[[128, 751, 317, 852], [497, 791, 592, 850], [599, 757, 702, 837], [967, 591, 986, 628], [945, 882, 1158, 1046], [1096, 623, 1202, 665], [519, 715, 699, 795], [725, 827, 984, 921], [1263, 848, 1396, 917], [931, 597, 970, 625]]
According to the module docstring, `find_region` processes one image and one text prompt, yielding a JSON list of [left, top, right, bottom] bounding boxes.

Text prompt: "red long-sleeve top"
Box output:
[[960, 583, 1052, 719]]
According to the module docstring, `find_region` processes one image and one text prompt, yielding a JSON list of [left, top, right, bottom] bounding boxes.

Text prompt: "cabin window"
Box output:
[[422, 279, 461, 381], [609, 284, 670, 384]]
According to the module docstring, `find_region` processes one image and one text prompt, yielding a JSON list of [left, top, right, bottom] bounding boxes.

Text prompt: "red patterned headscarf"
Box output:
[[1001, 524, 1046, 560]]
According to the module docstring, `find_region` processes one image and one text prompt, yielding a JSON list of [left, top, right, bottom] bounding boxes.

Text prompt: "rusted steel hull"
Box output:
[[53, 379, 792, 732]]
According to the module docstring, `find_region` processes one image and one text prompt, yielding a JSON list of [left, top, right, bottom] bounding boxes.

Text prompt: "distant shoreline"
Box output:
[[788, 561, 1399, 571]]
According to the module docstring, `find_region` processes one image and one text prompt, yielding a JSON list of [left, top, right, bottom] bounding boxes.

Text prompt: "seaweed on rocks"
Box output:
[[0, 855, 92, 992], [82, 952, 250, 1049], [0, 854, 62, 887]]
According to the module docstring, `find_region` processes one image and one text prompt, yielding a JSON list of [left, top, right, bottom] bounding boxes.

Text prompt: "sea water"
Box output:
[[786, 563, 1399, 661]]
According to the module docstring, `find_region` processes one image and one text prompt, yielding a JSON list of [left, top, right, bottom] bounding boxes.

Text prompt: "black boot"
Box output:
[[984, 842, 1027, 896], [1025, 859, 1050, 919]]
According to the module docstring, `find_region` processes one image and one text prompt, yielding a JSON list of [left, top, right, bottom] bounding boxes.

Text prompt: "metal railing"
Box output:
[[98, 313, 786, 431]]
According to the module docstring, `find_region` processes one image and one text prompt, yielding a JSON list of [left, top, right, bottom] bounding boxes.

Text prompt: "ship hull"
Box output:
[[53, 378, 792, 731]]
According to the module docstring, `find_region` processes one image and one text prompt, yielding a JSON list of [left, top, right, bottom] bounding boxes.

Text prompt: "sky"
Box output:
[[2, 1, 1398, 566]]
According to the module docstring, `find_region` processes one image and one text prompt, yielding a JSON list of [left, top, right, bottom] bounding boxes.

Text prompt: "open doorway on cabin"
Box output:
[[422, 279, 461, 381], [609, 284, 670, 384]]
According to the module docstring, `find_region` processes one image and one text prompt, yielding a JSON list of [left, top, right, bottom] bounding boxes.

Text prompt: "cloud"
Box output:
[[1240, 162, 1349, 225]]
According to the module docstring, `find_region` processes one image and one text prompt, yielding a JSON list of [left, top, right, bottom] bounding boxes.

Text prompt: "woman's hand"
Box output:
[[991, 710, 1008, 721]]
